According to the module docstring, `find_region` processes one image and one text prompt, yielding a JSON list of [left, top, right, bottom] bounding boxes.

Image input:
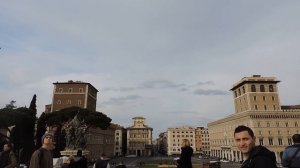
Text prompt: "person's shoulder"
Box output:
[[284, 144, 300, 150], [9, 151, 16, 156]]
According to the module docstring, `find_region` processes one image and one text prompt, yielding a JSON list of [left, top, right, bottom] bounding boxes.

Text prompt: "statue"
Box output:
[[62, 114, 88, 150]]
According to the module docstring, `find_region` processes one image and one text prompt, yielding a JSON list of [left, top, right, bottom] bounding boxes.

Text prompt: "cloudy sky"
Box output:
[[1, 1, 300, 137]]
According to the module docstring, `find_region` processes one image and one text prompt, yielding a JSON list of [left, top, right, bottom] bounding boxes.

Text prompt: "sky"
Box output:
[[1, 1, 300, 138]]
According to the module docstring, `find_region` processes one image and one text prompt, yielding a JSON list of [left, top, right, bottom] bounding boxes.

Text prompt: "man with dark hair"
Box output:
[[234, 125, 277, 168], [0, 143, 17, 168], [281, 134, 300, 168], [93, 154, 110, 168], [73, 149, 87, 168], [29, 133, 54, 168]]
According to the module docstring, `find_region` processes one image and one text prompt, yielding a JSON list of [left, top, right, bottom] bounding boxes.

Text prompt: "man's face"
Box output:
[[3, 144, 10, 151], [43, 136, 53, 145], [234, 131, 256, 155]]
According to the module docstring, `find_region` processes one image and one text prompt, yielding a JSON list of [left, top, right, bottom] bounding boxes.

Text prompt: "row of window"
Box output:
[[172, 135, 194, 138], [259, 137, 293, 146], [172, 131, 194, 134], [234, 84, 274, 97], [56, 99, 82, 105], [57, 88, 84, 93], [129, 134, 149, 138], [258, 130, 299, 136], [257, 121, 298, 127]]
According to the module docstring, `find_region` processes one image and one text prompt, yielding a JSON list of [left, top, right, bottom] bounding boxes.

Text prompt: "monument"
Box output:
[[60, 114, 89, 156]]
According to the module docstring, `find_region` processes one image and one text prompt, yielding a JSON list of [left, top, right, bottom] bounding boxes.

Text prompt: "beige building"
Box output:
[[167, 126, 196, 156], [127, 117, 153, 156], [114, 125, 127, 156], [50, 80, 98, 112], [195, 127, 210, 155], [208, 75, 300, 162]]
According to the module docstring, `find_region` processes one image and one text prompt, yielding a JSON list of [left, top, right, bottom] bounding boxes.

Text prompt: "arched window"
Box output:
[[260, 85, 265, 92], [269, 85, 274, 92], [251, 85, 256, 92]]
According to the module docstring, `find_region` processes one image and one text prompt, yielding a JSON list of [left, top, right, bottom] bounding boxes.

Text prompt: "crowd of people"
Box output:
[[0, 126, 299, 168]]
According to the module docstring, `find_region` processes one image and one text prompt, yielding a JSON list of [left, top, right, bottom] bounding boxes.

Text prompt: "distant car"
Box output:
[[220, 159, 230, 163], [209, 160, 218, 163], [174, 157, 180, 160], [125, 155, 137, 157]]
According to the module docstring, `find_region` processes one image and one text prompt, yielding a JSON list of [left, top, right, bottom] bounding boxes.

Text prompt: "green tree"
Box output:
[[36, 112, 47, 148], [29, 94, 37, 113], [5, 100, 16, 109]]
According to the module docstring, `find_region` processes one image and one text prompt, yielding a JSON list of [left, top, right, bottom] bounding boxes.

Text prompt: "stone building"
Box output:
[[157, 132, 168, 155], [195, 127, 210, 156], [50, 80, 98, 112], [114, 125, 127, 156], [48, 80, 115, 159], [127, 117, 153, 156], [166, 126, 196, 156], [208, 75, 300, 162]]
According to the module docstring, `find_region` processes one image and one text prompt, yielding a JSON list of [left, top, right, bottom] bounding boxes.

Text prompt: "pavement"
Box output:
[[87, 156, 242, 168]]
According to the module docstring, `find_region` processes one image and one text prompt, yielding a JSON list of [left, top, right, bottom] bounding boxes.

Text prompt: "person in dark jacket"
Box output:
[[93, 154, 110, 168], [234, 125, 277, 168], [0, 143, 17, 168], [72, 150, 87, 168], [115, 161, 127, 168], [176, 139, 193, 168], [281, 134, 300, 168]]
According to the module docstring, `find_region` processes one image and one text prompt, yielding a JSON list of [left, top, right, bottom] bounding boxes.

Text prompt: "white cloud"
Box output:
[[1, 0, 300, 137]]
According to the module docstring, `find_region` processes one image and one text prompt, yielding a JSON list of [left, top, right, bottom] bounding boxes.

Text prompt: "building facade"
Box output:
[[86, 126, 116, 159], [48, 80, 116, 159], [51, 80, 98, 112], [114, 125, 127, 156], [157, 132, 168, 155], [127, 117, 153, 156], [166, 126, 196, 156], [195, 127, 210, 156], [208, 75, 300, 162]]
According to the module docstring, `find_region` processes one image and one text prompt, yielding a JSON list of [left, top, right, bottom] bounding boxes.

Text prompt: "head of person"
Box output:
[[181, 139, 190, 147], [3, 143, 13, 152], [41, 133, 53, 146], [68, 156, 75, 163], [234, 125, 256, 156], [292, 134, 300, 144], [100, 153, 106, 159], [77, 149, 83, 157]]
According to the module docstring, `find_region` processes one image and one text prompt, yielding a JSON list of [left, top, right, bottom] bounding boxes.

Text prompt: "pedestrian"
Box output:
[[29, 132, 55, 168], [234, 125, 277, 168], [93, 153, 110, 168], [73, 150, 87, 168], [0, 143, 17, 168], [176, 139, 193, 168], [115, 161, 126, 168], [281, 133, 300, 168], [60, 156, 70, 168]]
